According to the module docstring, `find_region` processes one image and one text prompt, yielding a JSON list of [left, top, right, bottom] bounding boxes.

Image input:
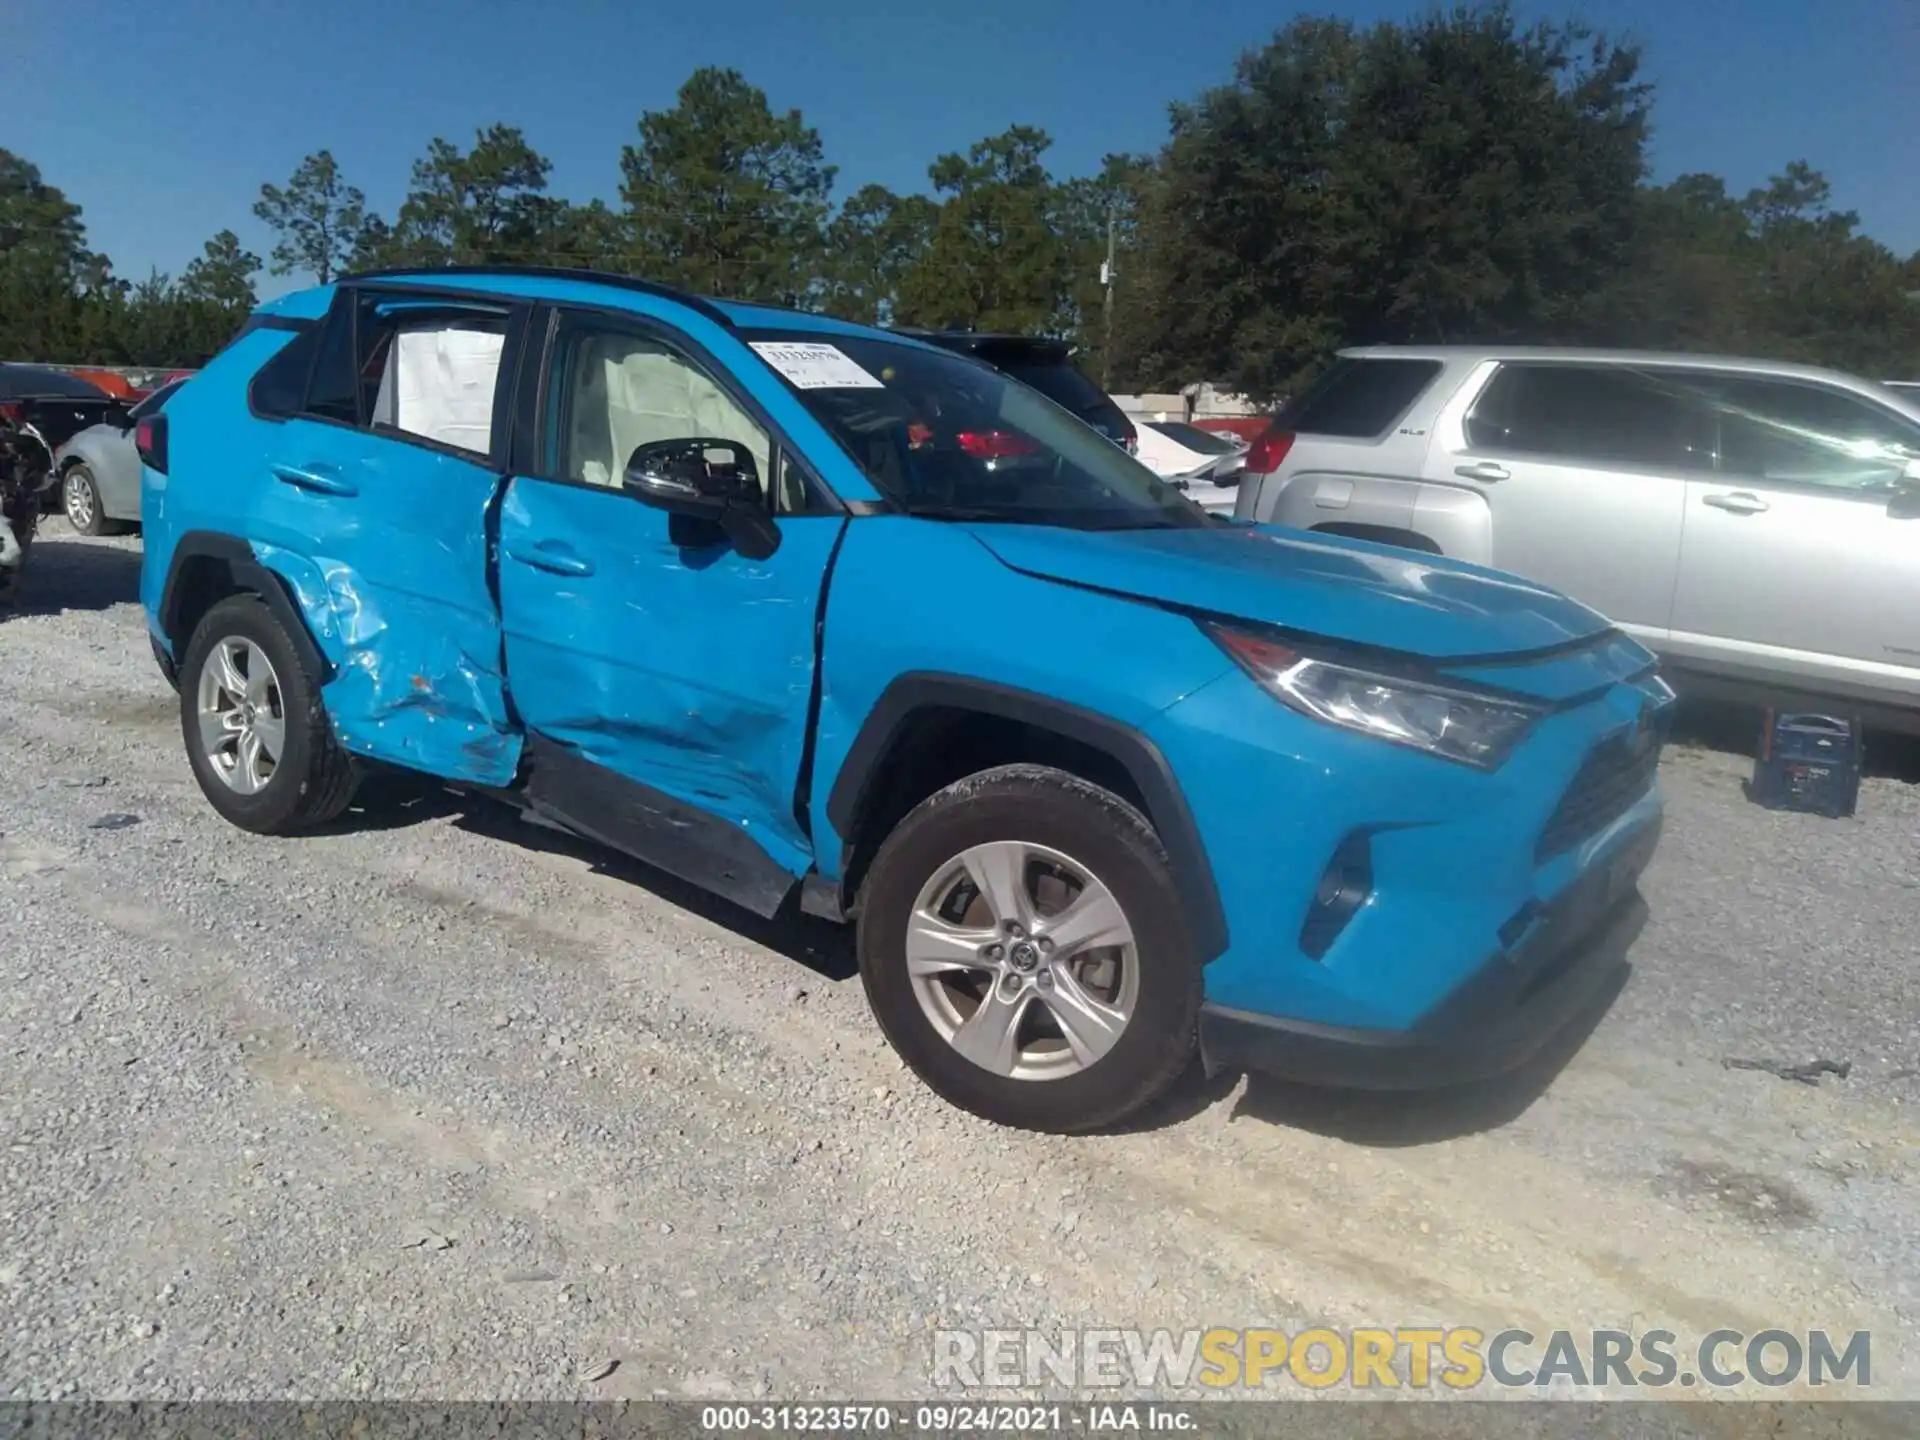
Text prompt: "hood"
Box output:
[[969, 521, 1612, 660]]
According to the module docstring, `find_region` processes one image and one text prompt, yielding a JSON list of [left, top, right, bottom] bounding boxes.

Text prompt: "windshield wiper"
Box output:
[[899, 504, 1035, 522]]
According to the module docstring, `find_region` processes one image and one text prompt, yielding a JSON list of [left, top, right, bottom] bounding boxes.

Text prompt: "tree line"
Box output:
[[5, 4, 1917, 396]]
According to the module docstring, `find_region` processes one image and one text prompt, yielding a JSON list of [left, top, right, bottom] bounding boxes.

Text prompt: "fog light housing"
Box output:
[[1300, 833, 1374, 960]]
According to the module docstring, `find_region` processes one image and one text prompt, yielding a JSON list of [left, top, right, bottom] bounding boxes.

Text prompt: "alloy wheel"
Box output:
[[64, 472, 95, 531], [195, 637, 286, 795], [905, 840, 1138, 1081]]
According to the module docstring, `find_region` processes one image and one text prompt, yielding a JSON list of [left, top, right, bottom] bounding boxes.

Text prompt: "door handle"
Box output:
[[505, 540, 595, 578], [1702, 491, 1770, 515], [1454, 461, 1510, 483], [271, 462, 357, 497]]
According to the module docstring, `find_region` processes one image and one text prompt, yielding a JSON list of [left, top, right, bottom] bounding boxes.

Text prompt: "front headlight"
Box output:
[[1206, 622, 1544, 769]]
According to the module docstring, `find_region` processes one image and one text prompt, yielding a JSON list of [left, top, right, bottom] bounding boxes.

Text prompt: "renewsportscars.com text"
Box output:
[[932, 1326, 1871, 1391]]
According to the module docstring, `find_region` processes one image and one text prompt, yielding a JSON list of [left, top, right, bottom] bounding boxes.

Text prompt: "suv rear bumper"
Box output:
[[1197, 814, 1659, 1090]]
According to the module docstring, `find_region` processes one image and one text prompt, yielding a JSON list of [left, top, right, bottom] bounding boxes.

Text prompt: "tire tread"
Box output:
[[858, 762, 1202, 1133]]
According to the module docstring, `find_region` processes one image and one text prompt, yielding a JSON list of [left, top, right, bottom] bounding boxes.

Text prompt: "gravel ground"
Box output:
[[2, 528, 1917, 1403]]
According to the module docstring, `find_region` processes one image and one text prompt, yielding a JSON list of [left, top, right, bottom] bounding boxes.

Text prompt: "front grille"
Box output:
[[1536, 719, 1666, 861]]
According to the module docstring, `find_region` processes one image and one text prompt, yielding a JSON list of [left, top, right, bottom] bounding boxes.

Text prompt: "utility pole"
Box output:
[[1100, 208, 1117, 390]]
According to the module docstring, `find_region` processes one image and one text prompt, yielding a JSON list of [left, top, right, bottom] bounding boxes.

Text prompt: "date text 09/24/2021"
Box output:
[[698, 1405, 1189, 1433]]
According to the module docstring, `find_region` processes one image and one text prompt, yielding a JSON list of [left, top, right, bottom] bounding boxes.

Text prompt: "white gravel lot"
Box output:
[[2, 528, 1917, 1403]]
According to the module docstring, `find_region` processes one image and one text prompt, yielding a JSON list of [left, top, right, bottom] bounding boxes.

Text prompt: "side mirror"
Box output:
[[621, 437, 780, 559], [623, 437, 757, 515]]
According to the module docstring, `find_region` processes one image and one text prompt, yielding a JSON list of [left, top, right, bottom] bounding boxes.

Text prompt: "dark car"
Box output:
[[0, 365, 129, 517], [898, 332, 1137, 453], [0, 364, 122, 443]]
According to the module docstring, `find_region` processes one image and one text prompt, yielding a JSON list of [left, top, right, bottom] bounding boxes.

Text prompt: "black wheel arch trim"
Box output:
[[825, 672, 1229, 961], [158, 530, 332, 684]]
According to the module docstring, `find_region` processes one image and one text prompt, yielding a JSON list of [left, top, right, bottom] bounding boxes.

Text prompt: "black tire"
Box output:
[[62, 464, 124, 536], [178, 593, 357, 834], [857, 763, 1202, 1133], [150, 634, 180, 693]]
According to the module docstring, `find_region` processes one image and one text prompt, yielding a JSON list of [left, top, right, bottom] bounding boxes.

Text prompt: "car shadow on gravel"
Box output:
[[311, 771, 475, 834], [433, 790, 860, 983], [1148, 896, 1649, 1147], [3, 536, 142, 615]]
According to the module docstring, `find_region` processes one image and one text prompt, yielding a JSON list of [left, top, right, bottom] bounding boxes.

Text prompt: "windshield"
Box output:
[[1150, 421, 1238, 455], [748, 331, 1209, 530]]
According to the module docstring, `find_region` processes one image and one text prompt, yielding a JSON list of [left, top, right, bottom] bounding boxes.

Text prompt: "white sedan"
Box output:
[[1134, 420, 1247, 513]]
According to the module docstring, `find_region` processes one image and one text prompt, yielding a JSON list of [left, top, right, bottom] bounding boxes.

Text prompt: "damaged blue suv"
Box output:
[[139, 266, 1671, 1133]]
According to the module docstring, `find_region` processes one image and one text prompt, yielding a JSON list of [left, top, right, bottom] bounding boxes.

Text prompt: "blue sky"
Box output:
[[2, 0, 1912, 297]]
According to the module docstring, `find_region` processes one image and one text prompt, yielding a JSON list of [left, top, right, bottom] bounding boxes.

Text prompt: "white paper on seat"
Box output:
[[387, 326, 505, 453]]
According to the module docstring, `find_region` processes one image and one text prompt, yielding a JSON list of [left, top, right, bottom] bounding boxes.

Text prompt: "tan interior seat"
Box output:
[[568, 334, 772, 497]]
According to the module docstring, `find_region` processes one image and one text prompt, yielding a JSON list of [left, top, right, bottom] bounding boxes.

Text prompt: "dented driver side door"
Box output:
[[251, 284, 530, 785], [493, 306, 845, 917]]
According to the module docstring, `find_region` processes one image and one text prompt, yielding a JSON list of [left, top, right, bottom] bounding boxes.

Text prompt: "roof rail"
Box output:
[[334, 263, 735, 329]]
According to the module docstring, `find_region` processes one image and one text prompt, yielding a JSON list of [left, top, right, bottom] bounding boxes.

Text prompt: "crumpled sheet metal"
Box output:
[[252, 541, 521, 785], [529, 685, 814, 881]]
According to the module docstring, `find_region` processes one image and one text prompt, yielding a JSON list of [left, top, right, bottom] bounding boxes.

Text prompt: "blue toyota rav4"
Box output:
[[137, 266, 1671, 1133]]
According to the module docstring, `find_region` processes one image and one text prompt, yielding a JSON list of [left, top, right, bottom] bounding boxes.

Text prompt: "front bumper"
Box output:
[[1198, 814, 1659, 1090]]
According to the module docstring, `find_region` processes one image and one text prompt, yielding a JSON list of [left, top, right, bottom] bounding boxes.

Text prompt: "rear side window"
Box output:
[[1466, 364, 1710, 471], [1278, 358, 1442, 438], [259, 289, 512, 457]]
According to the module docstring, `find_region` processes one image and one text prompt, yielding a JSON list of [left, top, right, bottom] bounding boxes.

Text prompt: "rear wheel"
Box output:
[[179, 594, 357, 833], [62, 464, 122, 536], [857, 764, 1201, 1133]]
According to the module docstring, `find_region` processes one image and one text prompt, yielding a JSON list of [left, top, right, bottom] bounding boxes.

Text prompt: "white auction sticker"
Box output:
[[750, 341, 886, 390]]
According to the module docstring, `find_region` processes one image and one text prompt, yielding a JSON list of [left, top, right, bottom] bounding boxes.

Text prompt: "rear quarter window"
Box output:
[[1279, 358, 1442, 438], [248, 327, 320, 419]]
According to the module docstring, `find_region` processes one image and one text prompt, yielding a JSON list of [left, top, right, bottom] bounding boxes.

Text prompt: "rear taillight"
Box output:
[[0, 402, 21, 424], [957, 429, 1038, 460], [135, 414, 169, 474], [1244, 425, 1296, 474]]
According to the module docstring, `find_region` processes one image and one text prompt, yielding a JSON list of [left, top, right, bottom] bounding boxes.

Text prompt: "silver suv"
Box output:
[[1236, 346, 1920, 730]]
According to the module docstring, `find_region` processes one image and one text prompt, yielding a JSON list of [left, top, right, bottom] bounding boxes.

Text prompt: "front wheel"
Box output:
[[857, 764, 1202, 1133]]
